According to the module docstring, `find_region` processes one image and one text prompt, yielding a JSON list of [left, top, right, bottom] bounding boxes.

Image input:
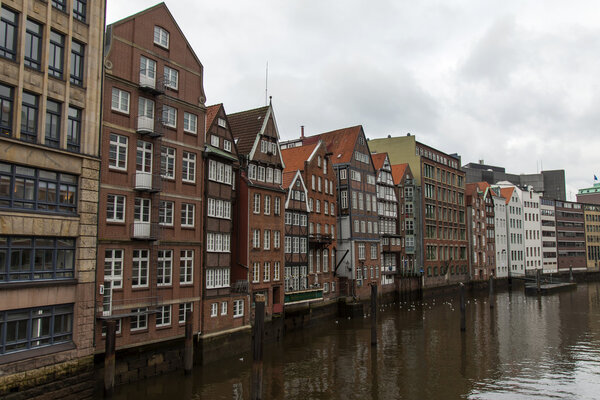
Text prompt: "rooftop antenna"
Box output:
[[265, 61, 268, 106]]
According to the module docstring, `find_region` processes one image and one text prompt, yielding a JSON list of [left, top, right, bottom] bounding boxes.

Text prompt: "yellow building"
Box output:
[[584, 204, 600, 270]]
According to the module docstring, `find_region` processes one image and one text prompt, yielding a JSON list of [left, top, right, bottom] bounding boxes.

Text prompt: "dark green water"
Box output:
[[107, 282, 600, 399]]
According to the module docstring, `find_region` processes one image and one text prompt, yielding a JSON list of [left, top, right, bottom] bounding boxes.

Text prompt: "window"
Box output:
[[264, 230, 271, 250], [157, 250, 172, 286], [66, 106, 81, 152], [0, 7, 17, 61], [274, 231, 281, 249], [156, 305, 171, 327], [252, 262, 260, 283], [275, 197, 281, 215], [182, 152, 196, 183], [180, 250, 194, 284], [178, 303, 193, 324], [371, 244, 378, 259], [206, 268, 230, 289], [208, 160, 233, 185], [264, 195, 271, 215], [206, 233, 231, 253], [73, 0, 86, 22], [0, 237, 75, 282], [181, 203, 195, 227], [162, 105, 176, 128], [323, 249, 328, 272], [263, 262, 270, 282], [70, 40, 84, 86], [24, 20, 42, 70], [139, 55, 156, 85], [160, 146, 175, 179], [358, 243, 366, 260], [154, 26, 169, 49], [0, 83, 13, 136], [233, 299, 244, 318], [164, 66, 179, 90], [0, 163, 77, 213], [258, 166, 265, 181], [48, 31, 65, 79], [106, 194, 125, 222], [138, 96, 154, 121], [132, 249, 149, 288], [253, 230, 261, 249], [134, 198, 150, 224], [274, 261, 280, 281], [207, 198, 231, 219], [221, 302, 228, 316], [184, 112, 197, 134], [224, 140, 232, 152], [104, 249, 123, 288], [43, 99, 62, 148], [159, 200, 173, 226], [21, 92, 38, 143], [111, 88, 130, 113], [274, 169, 282, 184], [0, 304, 73, 355], [249, 164, 256, 180], [136, 140, 152, 173], [211, 303, 218, 317], [52, 0, 66, 11]]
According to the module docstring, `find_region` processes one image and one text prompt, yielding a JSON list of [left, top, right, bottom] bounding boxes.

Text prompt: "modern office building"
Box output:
[[577, 182, 600, 205], [540, 198, 558, 273], [0, 0, 105, 396], [555, 200, 586, 272]]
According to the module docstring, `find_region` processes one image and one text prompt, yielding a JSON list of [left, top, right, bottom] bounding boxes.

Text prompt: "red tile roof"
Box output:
[[390, 163, 409, 185], [282, 171, 296, 189], [228, 106, 270, 156], [500, 187, 515, 204], [206, 104, 221, 129], [465, 183, 479, 198], [306, 125, 362, 165], [281, 143, 318, 174], [371, 153, 387, 171]]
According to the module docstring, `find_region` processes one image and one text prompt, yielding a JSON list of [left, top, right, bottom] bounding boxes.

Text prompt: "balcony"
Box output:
[[97, 295, 161, 319], [134, 171, 161, 192], [131, 222, 158, 240], [136, 116, 161, 137], [308, 233, 333, 244], [139, 73, 164, 94], [284, 288, 324, 305], [382, 265, 397, 275]]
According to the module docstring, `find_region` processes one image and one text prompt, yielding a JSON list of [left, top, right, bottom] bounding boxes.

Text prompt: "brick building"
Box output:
[[0, 0, 105, 395], [372, 153, 400, 290], [555, 200, 586, 272], [391, 163, 419, 276], [466, 182, 496, 280], [584, 203, 600, 270], [281, 140, 338, 303], [540, 198, 558, 273], [201, 104, 249, 334], [97, 4, 205, 348], [369, 135, 468, 288], [229, 104, 286, 317]]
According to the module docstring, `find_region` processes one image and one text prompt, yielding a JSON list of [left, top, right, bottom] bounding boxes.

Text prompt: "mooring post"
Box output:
[[184, 310, 193, 374], [536, 269, 541, 293], [460, 283, 466, 332], [489, 276, 494, 309], [371, 283, 377, 347], [569, 266, 573, 282], [104, 320, 116, 397], [252, 294, 265, 400]]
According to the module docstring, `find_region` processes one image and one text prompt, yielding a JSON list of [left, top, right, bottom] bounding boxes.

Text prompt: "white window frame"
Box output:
[[164, 66, 179, 90], [106, 194, 125, 223], [132, 249, 149, 288], [153, 26, 169, 49], [233, 299, 244, 318], [182, 151, 196, 183], [221, 301, 228, 316], [162, 105, 177, 128], [183, 112, 197, 134], [157, 250, 172, 286], [181, 203, 195, 228], [109, 133, 128, 170], [161, 146, 175, 179], [180, 250, 194, 285], [111, 87, 129, 114], [156, 305, 171, 327], [263, 262, 270, 282], [104, 249, 123, 289], [211, 303, 218, 317], [224, 140, 232, 152], [159, 200, 174, 226], [264, 230, 271, 250]]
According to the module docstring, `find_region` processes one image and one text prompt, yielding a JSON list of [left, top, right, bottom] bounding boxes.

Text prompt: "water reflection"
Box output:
[[106, 283, 600, 400]]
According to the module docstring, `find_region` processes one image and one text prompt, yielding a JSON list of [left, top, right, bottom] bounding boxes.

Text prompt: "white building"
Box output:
[[520, 186, 543, 274], [492, 189, 508, 278], [496, 182, 525, 276]]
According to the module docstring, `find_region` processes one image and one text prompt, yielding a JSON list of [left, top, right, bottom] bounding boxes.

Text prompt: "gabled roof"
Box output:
[[306, 125, 363, 165], [228, 105, 270, 156], [465, 183, 479, 198], [206, 104, 221, 128], [371, 153, 388, 171], [390, 163, 409, 185], [284, 170, 310, 210], [282, 171, 296, 189], [281, 142, 319, 174]]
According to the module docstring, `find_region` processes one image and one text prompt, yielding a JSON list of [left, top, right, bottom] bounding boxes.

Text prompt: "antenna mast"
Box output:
[[265, 61, 268, 106]]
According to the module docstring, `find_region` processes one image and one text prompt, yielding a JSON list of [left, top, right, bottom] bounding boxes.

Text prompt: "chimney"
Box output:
[[301, 125, 304, 139], [479, 159, 484, 165]]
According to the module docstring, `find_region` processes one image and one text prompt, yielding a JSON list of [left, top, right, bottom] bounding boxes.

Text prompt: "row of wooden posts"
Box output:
[[103, 279, 501, 398]]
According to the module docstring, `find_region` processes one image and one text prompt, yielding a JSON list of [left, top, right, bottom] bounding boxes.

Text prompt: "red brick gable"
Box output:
[[390, 163, 410, 185], [307, 125, 363, 165], [371, 152, 388, 171]]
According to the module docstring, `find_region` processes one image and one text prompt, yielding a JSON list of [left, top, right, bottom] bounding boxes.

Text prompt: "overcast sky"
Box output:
[[107, 0, 600, 200]]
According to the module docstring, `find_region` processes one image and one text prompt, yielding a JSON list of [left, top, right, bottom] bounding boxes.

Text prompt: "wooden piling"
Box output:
[[371, 283, 377, 347], [252, 294, 265, 400], [104, 320, 116, 397], [184, 310, 193, 374], [460, 283, 466, 332], [536, 269, 541, 293], [489, 276, 494, 309]]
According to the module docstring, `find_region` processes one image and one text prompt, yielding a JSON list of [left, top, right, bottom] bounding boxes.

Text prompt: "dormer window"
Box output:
[[218, 118, 227, 128], [154, 26, 169, 49]]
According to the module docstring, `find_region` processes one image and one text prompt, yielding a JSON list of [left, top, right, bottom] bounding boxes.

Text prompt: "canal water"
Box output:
[[106, 282, 600, 399]]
